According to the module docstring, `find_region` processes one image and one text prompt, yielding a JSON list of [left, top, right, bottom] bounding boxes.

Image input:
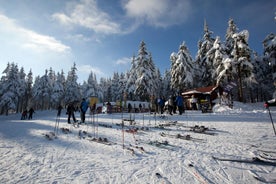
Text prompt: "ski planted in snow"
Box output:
[[213, 156, 276, 166]]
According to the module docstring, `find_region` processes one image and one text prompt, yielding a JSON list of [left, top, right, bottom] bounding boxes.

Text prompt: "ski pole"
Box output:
[[122, 120, 125, 149], [56, 115, 60, 135], [267, 106, 276, 136]]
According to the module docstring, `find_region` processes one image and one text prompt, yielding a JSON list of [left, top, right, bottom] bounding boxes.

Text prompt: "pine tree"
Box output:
[[0, 63, 22, 114], [51, 71, 65, 107], [162, 69, 172, 97], [111, 72, 121, 101], [134, 41, 158, 101], [251, 52, 273, 101], [17, 67, 27, 113], [225, 18, 238, 55], [25, 70, 33, 110], [32, 70, 52, 109], [82, 71, 98, 99], [64, 63, 80, 104], [231, 30, 255, 102], [207, 36, 229, 85], [125, 55, 137, 100], [195, 20, 215, 86], [170, 42, 194, 92], [263, 33, 276, 98]]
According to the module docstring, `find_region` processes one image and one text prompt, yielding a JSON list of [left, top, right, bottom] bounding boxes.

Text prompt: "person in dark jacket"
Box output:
[[175, 94, 184, 115], [57, 105, 63, 117], [80, 98, 89, 123], [67, 103, 77, 124], [28, 108, 35, 120]]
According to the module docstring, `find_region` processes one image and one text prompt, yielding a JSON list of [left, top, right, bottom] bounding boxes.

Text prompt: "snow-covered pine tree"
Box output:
[[32, 70, 52, 109], [231, 30, 255, 102], [98, 77, 109, 103], [195, 20, 215, 86], [170, 42, 194, 92], [162, 69, 172, 98], [263, 33, 276, 98], [225, 18, 238, 55], [64, 63, 80, 105], [0, 63, 21, 114], [24, 70, 33, 110], [82, 71, 98, 100], [251, 52, 273, 101], [125, 55, 137, 100], [111, 72, 121, 101], [16, 67, 27, 113], [51, 71, 65, 107], [207, 36, 229, 85], [134, 41, 158, 101]]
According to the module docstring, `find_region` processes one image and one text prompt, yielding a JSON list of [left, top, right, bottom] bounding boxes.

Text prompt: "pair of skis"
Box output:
[[213, 155, 276, 166], [160, 132, 206, 142], [147, 140, 178, 150]]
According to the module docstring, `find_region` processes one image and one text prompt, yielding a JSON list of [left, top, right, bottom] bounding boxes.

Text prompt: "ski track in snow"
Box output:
[[0, 102, 275, 183]]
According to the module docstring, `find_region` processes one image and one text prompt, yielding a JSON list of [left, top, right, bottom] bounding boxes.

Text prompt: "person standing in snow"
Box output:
[[175, 93, 184, 115], [128, 103, 132, 113], [67, 103, 77, 124], [168, 96, 174, 115], [21, 109, 28, 120], [191, 95, 198, 110], [80, 98, 89, 123], [57, 104, 62, 117], [28, 107, 35, 119]]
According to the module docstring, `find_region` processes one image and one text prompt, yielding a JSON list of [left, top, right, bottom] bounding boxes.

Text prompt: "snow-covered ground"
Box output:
[[0, 102, 275, 184]]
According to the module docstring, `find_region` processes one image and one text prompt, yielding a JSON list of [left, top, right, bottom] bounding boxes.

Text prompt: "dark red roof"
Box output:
[[195, 85, 218, 93], [182, 85, 220, 95]]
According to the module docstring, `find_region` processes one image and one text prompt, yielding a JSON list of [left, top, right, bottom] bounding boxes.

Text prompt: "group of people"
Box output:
[[64, 98, 89, 124], [157, 93, 185, 115], [21, 108, 35, 120]]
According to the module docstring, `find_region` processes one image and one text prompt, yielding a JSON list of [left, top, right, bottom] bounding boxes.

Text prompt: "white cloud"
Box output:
[[0, 14, 71, 53], [78, 64, 104, 76], [115, 57, 132, 65], [123, 0, 192, 27], [52, 0, 121, 34]]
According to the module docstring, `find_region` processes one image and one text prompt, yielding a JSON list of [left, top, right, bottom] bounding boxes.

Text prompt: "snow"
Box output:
[[1, 102, 276, 183]]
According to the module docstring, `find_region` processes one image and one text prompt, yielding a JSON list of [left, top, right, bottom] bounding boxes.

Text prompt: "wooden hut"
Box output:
[[182, 85, 222, 111]]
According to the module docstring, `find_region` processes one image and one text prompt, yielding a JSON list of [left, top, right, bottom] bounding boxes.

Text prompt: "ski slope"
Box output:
[[0, 102, 275, 184]]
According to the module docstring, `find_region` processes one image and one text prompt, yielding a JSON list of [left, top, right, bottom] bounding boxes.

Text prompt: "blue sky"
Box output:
[[0, 0, 275, 83]]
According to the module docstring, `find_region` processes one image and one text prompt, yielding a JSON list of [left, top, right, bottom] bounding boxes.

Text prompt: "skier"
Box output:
[[67, 103, 77, 124], [28, 107, 35, 120], [168, 96, 174, 115], [57, 104, 62, 117], [128, 103, 132, 113], [80, 98, 89, 123], [21, 109, 28, 120], [158, 97, 165, 114], [175, 93, 184, 115], [106, 101, 112, 114]]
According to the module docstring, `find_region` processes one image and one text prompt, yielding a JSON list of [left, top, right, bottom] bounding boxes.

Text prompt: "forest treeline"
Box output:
[[0, 18, 275, 115]]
